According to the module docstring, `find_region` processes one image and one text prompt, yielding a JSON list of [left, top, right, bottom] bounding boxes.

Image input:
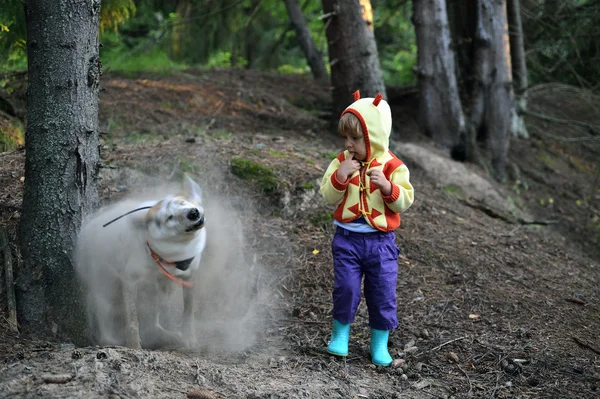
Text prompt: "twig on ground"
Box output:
[[457, 364, 473, 395], [430, 336, 468, 352]]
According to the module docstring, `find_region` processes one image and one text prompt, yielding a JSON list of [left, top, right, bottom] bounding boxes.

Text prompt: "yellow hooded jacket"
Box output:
[[320, 92, 414, 232]]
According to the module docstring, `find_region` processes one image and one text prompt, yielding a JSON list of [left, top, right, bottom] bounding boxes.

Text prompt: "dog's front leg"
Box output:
[[182, 283, 196, 348], [123, 280, 142, 349]]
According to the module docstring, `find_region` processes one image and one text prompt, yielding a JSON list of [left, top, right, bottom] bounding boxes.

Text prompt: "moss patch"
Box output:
[[231, 157, 279, 195], [442, 184, 467, 200], [310, 212, 333, 228]]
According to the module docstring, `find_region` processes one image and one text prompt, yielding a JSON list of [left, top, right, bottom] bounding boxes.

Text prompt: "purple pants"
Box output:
[[331, 226, 400, 330]]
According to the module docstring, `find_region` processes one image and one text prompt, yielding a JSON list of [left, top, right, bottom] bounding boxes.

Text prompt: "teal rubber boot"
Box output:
[[370, 329, 392, 366], [327, 320, 350, 356]]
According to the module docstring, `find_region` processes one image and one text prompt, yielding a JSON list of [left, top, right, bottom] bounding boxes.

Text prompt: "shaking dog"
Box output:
[[75, 174, 206, 349]]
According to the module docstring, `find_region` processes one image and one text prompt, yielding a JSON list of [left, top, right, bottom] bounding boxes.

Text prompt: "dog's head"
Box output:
[[144, 174, 205, 241]]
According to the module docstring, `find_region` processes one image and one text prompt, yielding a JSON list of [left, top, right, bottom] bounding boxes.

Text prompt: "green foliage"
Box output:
[[3, 0, 599, 94], [100, 30, 187, 74], [0, 0, 27, 72], [522, 0, 600, 90], [373, 0, 417, 86], [230, 157, 279, 195]]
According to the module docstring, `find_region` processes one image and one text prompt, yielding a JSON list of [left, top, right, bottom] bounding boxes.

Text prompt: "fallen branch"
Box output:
[[460, 199, 558, 225], [572, 336, 600, 355], [0, 228, 18, 333], [523, 109, 599, 136]]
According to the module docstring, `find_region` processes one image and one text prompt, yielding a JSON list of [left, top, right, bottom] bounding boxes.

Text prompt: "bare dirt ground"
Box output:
[[0, 69, 599, 398]]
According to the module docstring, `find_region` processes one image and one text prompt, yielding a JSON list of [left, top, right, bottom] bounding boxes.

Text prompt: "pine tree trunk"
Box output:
[[462, 0, 490, 169], [481, 0, 513, 182], [19, 0, 101, 344], [412, 0, 466, 152], [507, 0, 529, 138], [283, 0, 328, 82], [321, 0, 386, 119]]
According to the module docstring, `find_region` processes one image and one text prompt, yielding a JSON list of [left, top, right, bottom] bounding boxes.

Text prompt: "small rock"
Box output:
[[404, 339, 416, 349], [391, 359, 406, 369], [401, 374, 408, 381], [414, 379, 432, 389], [71, 350, 82, 360], [420, 329, 430, 339], [404, 346, 419, 354], [447, 352, 459, 363], [527, 376, 539, 387], [500, 358, 522, 376], [415, 362, 424, 372]]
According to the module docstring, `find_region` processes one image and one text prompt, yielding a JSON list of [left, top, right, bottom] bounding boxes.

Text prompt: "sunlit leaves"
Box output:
[[100, 0, 136, 33]]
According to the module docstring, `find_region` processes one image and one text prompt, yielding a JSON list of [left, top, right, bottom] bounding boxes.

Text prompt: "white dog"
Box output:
[[75, 174, 206, 349]]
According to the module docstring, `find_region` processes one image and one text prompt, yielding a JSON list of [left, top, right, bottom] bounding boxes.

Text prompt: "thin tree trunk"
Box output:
[[507, 0, 529, 138], [20, 0, 101, 344], [322, 0, 386, 119], [283, 0, 328, 81], [412, 0, 466, 152], [481, 0, 513, 182], [464, 0, 490, 169]]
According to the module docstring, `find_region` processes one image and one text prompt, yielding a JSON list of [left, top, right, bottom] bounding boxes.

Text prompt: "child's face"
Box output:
[[341, 128, 367, 161]]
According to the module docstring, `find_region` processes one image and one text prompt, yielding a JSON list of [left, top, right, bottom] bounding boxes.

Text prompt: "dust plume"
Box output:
[[75, 167, 272, 353]]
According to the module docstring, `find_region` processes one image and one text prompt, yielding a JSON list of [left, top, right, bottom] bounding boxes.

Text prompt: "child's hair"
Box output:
[[338, 112, 362, 137]]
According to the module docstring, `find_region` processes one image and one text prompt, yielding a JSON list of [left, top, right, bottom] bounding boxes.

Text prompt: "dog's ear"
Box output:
[[182, 173, 202, 203]]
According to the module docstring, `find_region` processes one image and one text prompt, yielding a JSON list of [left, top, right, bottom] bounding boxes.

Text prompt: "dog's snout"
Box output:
[[187, 208, 200, 221]]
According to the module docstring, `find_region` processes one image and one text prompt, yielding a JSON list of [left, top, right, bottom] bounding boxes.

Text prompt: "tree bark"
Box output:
[[481, 0, 513, 182], [283, 0, 328, 82], [507, 0, 529, 138], [321, 0, 386, 119], [19, 0, 101, 344], [412, 0, 466, 152]]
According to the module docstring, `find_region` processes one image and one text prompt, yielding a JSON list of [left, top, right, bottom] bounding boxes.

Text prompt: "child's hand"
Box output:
[[337, 154, 361, 182], [367, 169, 392, 196]]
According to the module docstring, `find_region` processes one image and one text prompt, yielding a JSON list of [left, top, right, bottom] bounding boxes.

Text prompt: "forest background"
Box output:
[[1, 1, 600, 398]]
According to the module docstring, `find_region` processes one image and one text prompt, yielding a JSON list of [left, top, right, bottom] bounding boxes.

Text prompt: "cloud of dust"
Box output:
[[76, 166, 274, 353]]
